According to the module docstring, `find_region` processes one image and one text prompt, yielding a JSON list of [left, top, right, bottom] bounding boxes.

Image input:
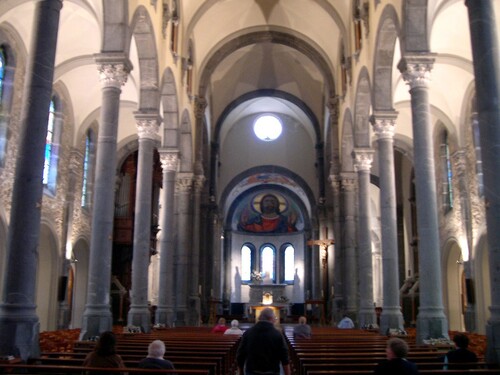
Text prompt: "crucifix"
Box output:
[[307, 227, 335, 295], [307, 227, 334, 324]]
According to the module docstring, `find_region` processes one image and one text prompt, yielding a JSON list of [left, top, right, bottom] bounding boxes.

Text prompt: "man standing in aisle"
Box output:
[[237, 307, 290, 375]]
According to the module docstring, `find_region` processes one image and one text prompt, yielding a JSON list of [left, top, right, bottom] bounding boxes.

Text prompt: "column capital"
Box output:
[[194, 174, 206, 193], [159, 149, 179, 172], [398, 54, 436, 90], [353, 148, 374, 172], [135, 113, 161, 142], [340, 172, 357, 191], [327, 96, 340, 117], [328, 173, 341, 191], [370, 111, 398, 140], [176, 172, 194, 193], [194, 97, 208, 118], [94, 53, 132, 88]]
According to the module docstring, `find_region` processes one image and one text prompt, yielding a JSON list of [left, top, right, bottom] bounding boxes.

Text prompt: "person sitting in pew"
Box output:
[[211, 317, 229, 333], [83, 331, 125, 374], [443, 333, 478, 364], [373, 337, 419, 375], [224, 319, 244, 336], [293, 316, 311, 339], [138, 340, 176, 372], [337, 314, 354, 329]]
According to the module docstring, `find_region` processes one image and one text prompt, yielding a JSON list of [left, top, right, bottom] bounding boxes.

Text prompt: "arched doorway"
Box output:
[[445, 241, 464, 331], [71, 239, 89, 329], [37, 224, 58, 331]]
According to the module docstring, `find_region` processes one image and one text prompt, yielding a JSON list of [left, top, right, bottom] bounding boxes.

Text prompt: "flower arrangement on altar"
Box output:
[[251, 270, 265, 283]]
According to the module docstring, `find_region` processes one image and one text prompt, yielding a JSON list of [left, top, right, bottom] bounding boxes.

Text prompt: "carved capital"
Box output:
[[159, 149, 179, 172], [136, 116, 161, 142], [398, 54, 436, 90], [176, 173, 194, 193], [370, 111, 398, 140], [94, 54, 132, 88], [353, 148, 374, 172], [194, 97, 208, 118], [193, 174, 206, 193], [340, 172, 357, 191]]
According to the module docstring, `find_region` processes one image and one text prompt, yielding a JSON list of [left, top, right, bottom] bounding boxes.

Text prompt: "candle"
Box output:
[[210, 288, 213, 297], [198, 285, 202, 295], [321, 290, 324, 298]]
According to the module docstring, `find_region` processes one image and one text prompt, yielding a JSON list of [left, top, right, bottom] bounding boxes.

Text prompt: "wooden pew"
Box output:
[[0, 363, 209, 374]]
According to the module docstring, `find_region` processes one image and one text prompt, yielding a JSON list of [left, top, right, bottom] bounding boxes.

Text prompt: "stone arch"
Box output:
[[160, 68, 179, 149], [353, 67, 372, 148], [130, 6, 160, 111], [102, 1, 130, 53], [71, 237, 89, 329], [198, 29, 335, 98], [442, 239, 465, 331], [37, 222, 59, 331], [340, 109, 354, 172], [179, 109, 193, 173], [372, 4, 401, 111], [214, 89, 320, 144], [401, 0, 429, 52], [183, 0, 349, 57]]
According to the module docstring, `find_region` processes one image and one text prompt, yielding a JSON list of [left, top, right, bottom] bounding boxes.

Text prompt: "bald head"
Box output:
[[259, 307, 276, 322]]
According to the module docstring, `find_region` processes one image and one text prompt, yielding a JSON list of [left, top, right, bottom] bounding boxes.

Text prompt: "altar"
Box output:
[[249, 283, 287, 305], [251, 304, 287, 322]]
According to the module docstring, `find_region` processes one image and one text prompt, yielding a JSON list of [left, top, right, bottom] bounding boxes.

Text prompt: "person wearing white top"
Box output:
[[337, 315, 355, 329], [224, 319, 243, 336]]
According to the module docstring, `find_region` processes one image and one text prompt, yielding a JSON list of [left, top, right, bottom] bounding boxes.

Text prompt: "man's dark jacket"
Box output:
[[236, 321, 289, 374], [373, 358, 419, 375]]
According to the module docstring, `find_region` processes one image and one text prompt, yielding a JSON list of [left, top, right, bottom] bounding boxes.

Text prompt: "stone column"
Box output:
[[188, 173, 205, 326], [80, 54, 132, 339], [174, 173, 193, 326], [354, 148, 376, 327], [340, 172, 358, 318], [465, 0, 500, 363], [155, 150, 178, 326], [399, 56, 449, 342], [0, 0, 62, 359], [127, 113, 160, 332], [329, 174, 343, 323], [370, 111, 404, 333]]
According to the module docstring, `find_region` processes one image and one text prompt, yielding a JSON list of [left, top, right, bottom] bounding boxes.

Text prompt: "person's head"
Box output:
[[230, 319, 239, 328], [259, 307, 277, 323], [386, 338, 409, 359], [298, 316, 307, 325], [453, 333, 470, 349], [148, 340, 166, 358], [95, 331, 117, 356], [217, 317, 226, 325], [260, 194, 280, 215]]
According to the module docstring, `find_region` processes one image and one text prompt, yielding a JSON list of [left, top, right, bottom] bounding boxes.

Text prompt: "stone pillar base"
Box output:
[[358, 307, 377, 328], [416, 309, 449, 344], [155, 306, 174, 327], [379, 306, 404, 334], [464, 305, 476, 333], [127, 305, 151, 333], [188, 296, 201, 326], [0, 304, 40, 360], [175, 309, 187, 327], [486, 319, 500, 363], [79, 305, 113, 340]]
